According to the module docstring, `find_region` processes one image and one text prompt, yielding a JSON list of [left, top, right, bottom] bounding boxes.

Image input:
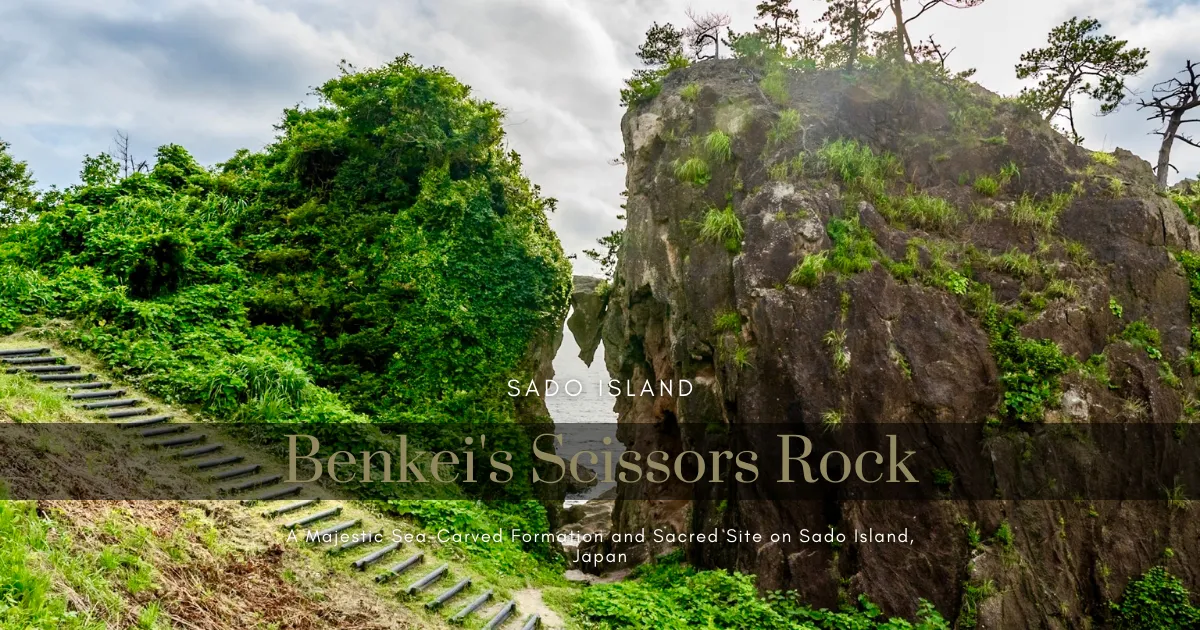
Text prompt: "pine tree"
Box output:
[[819, 0, 885, 69], [1016, 17, 1149, 144]]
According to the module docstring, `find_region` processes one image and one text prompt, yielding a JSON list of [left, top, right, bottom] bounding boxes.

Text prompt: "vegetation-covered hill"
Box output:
[[0, 55, 571, 426]]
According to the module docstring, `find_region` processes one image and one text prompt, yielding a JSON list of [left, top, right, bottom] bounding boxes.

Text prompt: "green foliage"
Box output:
[[700, 205, 744, 253], [1015, 17, 1150, 122], [0, 139, 37, 225], [1112, 567, 1200, 629], [622, 23, 689, 107], [1092, 151, 1119, 167], [1009, 192, 1073, 231], [992, 521, 1014, 550], [713, 310, 742, 333], [932, 468, 954, 489], [768, 109, 803, 145], [999, 161, 1021, 185], [974, 176, 1000, 197], [1171, 190, 1200, 225], [789, 252, 828, 288], [704, 130, 733, 163], [681, 82, 702, 102], [1108, 176, 1126, 198], [817, 139, 900, 199], [957, 580, 995, 628], [0, 58, 571, 565], [1120, 320, 1165, 361], [889, 193, 959, 231], [573, 553, 950, 629], [674, 157, 712, 186], [826, 215, 879, 274], [1110, 297, 1124, 318], [969, 289, 1074, 423], [761, 69, 791, 105]]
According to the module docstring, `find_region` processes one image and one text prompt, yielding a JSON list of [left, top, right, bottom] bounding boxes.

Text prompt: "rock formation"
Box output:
[[577, 59, 1200, 627]]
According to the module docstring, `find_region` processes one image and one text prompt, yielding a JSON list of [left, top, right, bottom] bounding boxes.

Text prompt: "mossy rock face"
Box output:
[[607, 60, 1200, 626]]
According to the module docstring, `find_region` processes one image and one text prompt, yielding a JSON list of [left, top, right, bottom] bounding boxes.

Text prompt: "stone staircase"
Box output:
[[1, 345, 545, 629]]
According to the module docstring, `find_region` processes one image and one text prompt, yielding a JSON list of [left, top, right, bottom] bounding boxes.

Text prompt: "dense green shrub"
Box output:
[[1112, 567, 1199, 629], [573, 553, 950, 630]]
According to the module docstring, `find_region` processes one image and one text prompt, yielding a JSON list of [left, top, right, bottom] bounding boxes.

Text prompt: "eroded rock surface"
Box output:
[[598, 60, 1199, 627]]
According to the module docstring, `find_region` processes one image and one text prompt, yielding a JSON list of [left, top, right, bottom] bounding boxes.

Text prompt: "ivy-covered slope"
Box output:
[[594, 55, 1200, 627], [0, 56, 571, 424]]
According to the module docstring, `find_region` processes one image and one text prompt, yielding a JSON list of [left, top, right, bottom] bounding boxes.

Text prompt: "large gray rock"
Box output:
[[567, 275, 608, 366]]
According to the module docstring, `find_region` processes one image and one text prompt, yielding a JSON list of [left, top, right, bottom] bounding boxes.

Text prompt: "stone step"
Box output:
[[329, 528, 383, 554], [54, 381, 112, 390], [244, 484, 301, 502], [104, 407, 153, 419], [1, 355, 63, 365], [375, 552, 424, 583], [425, 578, 471, 609], [68, 389, 125, 400], [37, 373, 94, 382], [449, 589, 493, 623], [283, 506, 343, 529], [261, 498, 319, 518], [0, 347, 48, 357], [405, 563, 449, 596], [210, 464, 260, 480], [120, 414, 171, 429], [78, 398, 142, 410], [219, 474, 281, 495], [191, 455, 243, 470], [141, 424, 187, 438], [309, 519, 360, 543], [175, 443, 222, 458], [351, 541, 400, 570], [520, 614, 541, 630], [151, 434, 206, 448], [482, 601, 517, 630], [9, 364, 79, 374]]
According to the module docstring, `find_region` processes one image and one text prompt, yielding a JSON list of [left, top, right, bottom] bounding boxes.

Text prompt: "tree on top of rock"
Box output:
[[637, 22, 685, 67], [819, 0, 886, 70], [754, 0, 824, 58], [886, 0, 986, 63], [1138, 59, 1200, 188], [684, 9, 732, 60], [1015, 17, 1149, 145], [0, 139, 36, 225]]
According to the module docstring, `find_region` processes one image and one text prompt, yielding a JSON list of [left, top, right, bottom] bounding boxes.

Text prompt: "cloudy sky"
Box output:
[[1, 0, 1198, 275]]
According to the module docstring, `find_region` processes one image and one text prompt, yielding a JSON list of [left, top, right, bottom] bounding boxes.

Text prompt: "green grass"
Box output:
[[889, 194, 960, 231], [0, 371, 91, 423], [680, 82, 701, 102], [700, 205, 744, 253], [973, 176, 999, 197], [768, 109, 802, 145], [789, 252, 828, 288], [999, 161, 1020, 185], [982, 135, 1007, 146], [1091, 151, 1118, 167], [821, 409, 844, 431], [713, 310, 741, 333], [827, 215, 879, 274], [987, 248, 1038, 277], [1107, 176, 1125, 198], [704, 130, 733, 163], [673, 157, 711, 187], [767, 162, 789, 181], [760, 69, 789, 105], [1009, 192, 1072, 231], [817, 139, 900, 199], [824, 329, 850, 374]]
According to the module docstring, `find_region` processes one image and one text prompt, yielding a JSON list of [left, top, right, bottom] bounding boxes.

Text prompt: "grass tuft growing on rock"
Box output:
[[789, 252, 828, 288], [674, 157, 711, 187], [888, 194, 960, 231], [974, 176, 1000, 197], [713, 310, 742, 333], [1009, 192, 1072, 232], [817, 139, 900, 199], [700, 205, 744, 253], [704, 130, 733, 163], [768, 109, 802, 145], [680, 82, 701, 102], [1091, 151, 1118, 167]]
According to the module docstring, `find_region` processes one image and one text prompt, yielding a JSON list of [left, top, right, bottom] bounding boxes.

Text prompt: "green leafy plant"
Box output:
[[974, 176, 1000, 197], [824, 329, 850, 374], [890, 193, 960, 230], [1091, 151, 1119, 167], [1112, 567, 1200, 629], [713, 310, 742, 333]]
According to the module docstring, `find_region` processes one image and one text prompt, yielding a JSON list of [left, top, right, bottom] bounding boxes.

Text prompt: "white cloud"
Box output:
[[1, 0, 1198, 277]]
